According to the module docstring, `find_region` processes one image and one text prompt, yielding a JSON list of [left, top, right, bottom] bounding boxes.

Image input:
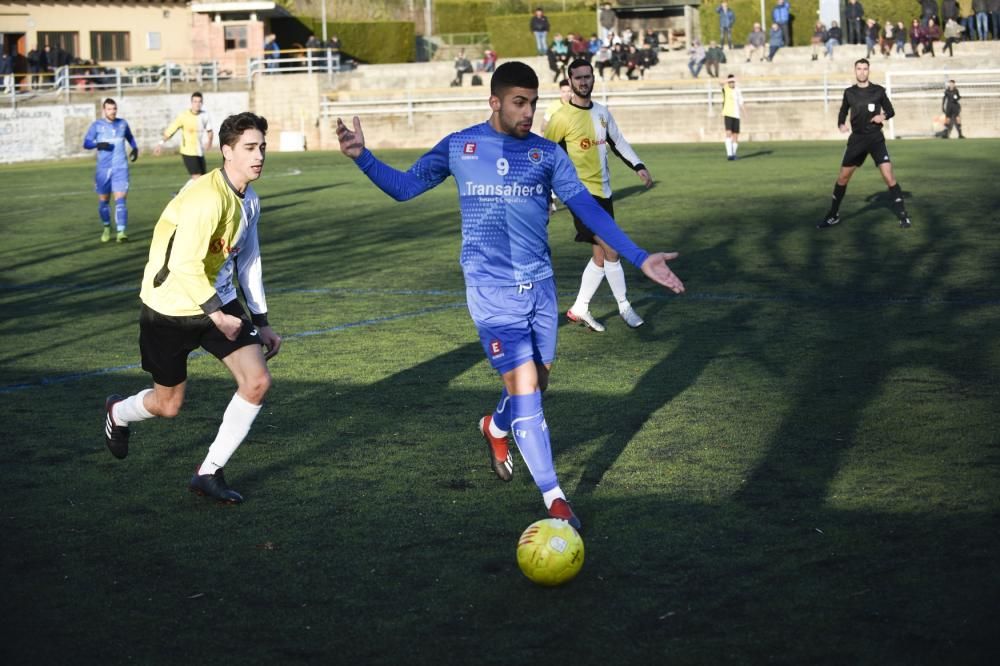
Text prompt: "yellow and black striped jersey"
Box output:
[[140, 168, 266, 318], [543, 100, 644, 199]]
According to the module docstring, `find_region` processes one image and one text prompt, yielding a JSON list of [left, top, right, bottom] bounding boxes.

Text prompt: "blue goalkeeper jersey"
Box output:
[[354, 121, 648, 286], [83, 118, 136, 171]]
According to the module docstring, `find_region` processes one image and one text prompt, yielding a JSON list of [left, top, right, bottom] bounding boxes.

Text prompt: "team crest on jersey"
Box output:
[[527, 148, 543, 163], [489, 339, 504, 357], [867, 103, 876, 112], [463, 142, 477, 154]]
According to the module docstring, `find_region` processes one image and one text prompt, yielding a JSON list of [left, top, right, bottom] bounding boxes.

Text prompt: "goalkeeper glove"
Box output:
[[130, 147, 138, 162]]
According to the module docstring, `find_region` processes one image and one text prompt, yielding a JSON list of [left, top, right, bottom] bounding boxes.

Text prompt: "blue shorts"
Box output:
[[466, 277, 558, 375], [95, 167, 130, 195]]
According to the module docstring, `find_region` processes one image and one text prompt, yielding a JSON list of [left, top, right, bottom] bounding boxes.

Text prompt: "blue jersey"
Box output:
[[83, 118, 136, 172], [354, 121, 649, 287]]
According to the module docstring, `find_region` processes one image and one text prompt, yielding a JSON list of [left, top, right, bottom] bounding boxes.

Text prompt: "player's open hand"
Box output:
[[258, 325, 282, 360], [637, 168, 653, 188], [640, 252, 685, 294], [337, 116, 365, 159]]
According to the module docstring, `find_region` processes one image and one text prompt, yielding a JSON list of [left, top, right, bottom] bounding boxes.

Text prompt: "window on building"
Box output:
[[90, 31, 130, 61], [147, 32, 162, 50], [224, 25, 248, 51], [37, 31, 79, 58]]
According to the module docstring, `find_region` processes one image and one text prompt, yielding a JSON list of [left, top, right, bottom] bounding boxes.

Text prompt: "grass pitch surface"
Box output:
[[1, 139, 998, 664]]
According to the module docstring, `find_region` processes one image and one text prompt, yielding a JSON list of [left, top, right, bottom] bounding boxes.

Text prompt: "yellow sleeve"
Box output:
[[167, 188, 224, 310], [163, 113, 183, 141], [543, 108, 567, 143]]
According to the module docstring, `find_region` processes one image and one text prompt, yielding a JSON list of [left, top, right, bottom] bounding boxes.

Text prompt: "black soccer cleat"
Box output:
[[104, 394, 130, 459], [189, 468, 244, 504], [899, 216, 912, 229], [816, 214, 841, 229]]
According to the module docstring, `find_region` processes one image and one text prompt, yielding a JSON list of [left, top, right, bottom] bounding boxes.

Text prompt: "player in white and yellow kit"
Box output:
[[104, 112, 281, 504], [544, 58, 652, 331], [721, 74, 746, 160], [154, 91, 214, 181]]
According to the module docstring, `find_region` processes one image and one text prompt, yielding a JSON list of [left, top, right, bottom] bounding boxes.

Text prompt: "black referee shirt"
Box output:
[[838, 83, 895, 136]]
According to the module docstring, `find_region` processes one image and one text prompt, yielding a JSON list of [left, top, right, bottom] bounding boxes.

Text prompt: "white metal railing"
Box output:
[[247, 51, 342, 85], [319, 70, 1000, 128]]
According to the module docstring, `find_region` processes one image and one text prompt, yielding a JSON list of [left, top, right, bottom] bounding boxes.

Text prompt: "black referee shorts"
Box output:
[[182, 154, 208, 176], [842, 134, 892, 168], [139, 299, 261, 387], [572, 195, 615, 244]]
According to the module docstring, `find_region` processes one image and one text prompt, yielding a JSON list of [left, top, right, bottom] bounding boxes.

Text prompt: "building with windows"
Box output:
[[0, 1, 288, 79]]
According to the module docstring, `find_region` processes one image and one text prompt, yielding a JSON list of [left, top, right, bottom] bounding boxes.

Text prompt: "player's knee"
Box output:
[[240, 370, 272, 403]]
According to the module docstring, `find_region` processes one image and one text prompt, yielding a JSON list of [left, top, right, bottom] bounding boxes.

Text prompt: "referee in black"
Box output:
[[817, 58, 911, 230]]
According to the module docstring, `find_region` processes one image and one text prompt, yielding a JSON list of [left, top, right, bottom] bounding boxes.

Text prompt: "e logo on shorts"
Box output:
[[489, 339, 503, 357]]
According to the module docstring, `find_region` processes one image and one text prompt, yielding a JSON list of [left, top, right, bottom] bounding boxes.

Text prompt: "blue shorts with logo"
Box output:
[[466, 277, 558, 375], [95, 167, 130, 195]]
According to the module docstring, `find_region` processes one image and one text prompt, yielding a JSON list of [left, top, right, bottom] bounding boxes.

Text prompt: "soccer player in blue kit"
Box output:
[[83, 98, 138, 243], [337, 62, 685, 529]]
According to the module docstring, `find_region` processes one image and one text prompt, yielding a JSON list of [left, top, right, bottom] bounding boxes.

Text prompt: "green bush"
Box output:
[[436, 1, 495, 34], [302, 19, 415, 63], [488, 11, 596, 57]]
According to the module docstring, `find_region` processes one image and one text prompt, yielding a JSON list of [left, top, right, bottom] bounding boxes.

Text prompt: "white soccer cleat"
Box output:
[[619, 304, 644, 328], [566, 309, 606, 332]]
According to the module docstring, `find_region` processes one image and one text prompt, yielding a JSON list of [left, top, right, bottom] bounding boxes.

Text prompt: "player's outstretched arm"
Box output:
[[337, 116, 365, 159], [641, 252, 685, 294]]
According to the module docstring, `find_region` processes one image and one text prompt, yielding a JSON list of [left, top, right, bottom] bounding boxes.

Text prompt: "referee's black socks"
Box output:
[[827, 183, 847, 217], [888, 183, 907, 220]]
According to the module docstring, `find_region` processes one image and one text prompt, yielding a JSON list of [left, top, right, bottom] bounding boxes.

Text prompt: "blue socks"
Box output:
[[492, 387, 511, 432], [115, 199, 128, 232], [99, 199, 110, 225], [510, 391, 558, 494]]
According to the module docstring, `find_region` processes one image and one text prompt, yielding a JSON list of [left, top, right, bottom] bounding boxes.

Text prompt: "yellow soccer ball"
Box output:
[[516, 518, 584, 586]]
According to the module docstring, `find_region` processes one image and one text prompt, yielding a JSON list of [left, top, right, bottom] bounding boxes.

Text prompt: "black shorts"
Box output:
[[842, 134, 891, 168], [572, 195, 615, 244], [182, 154, 208, 176], [724, 116, 741, 133], [139, 299, 261, 387]]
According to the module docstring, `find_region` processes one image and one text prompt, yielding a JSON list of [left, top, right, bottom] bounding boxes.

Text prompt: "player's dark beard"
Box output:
[[570, 80, 592, 101]]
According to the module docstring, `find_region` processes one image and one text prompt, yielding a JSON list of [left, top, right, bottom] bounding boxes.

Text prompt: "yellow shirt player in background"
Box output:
[[103, 112, 281, 504], [544, 58, 653, 331], [721, 74, 746, 160], [154, 91, 214, 182]]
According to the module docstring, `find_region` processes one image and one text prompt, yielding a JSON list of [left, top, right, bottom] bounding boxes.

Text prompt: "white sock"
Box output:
[[725, 137, 733, 156], [732, 140, 739, 157], [570, 259, 605, 314], [198, 393, 262, 476], [488, 417, 507, 438], [114, 389, 154, 426], [604, 259, 630, 310], [542, 486, 566, 509]]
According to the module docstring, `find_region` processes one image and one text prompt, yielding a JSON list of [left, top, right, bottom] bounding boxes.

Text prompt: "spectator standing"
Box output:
[[26, 46, 40, 89], [941, 0, 960, 22], [0, 51, 12, 94], [846, 0, 866, 44], [990, 0, 1000, 39], [704, 41, 726, 77], [531, 8, 550, 55], [942, 17, 965, 53], [599, 4, 617, 43], [937, 79, 964, 137], [973, 0, 989, 39], [717, 2, 736, 49], [959, 0, 976, 38], [919, 0, 940, 26], [811, 21, 828, 60], [745, 22, 767, 61], [767, 22, 785, 61], [772, 0, 792, 47], [264, 34, 280, 70], [826, 20, 843, 58], [688, 39, 706, 77]]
